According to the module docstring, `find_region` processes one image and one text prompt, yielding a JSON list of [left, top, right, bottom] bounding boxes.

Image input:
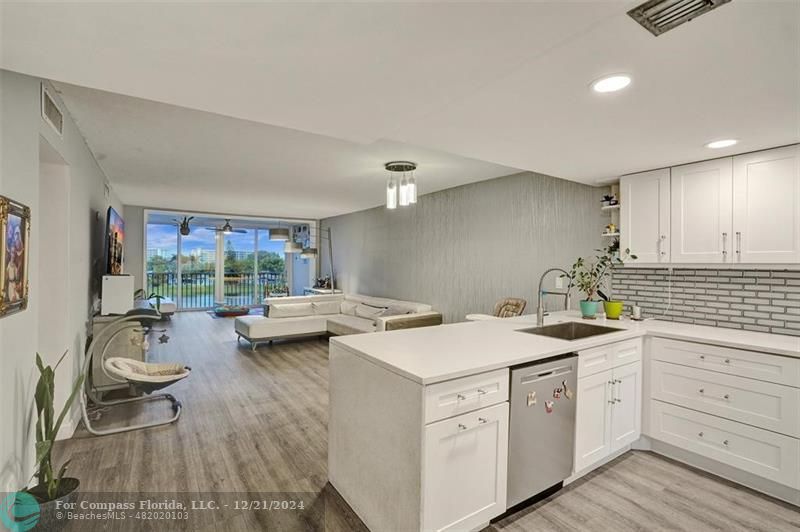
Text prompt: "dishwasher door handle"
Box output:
[[520, 364, 574, 385]]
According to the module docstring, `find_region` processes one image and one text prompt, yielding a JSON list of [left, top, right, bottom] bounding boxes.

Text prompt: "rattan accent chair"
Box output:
[[493, 298, 527, 318]]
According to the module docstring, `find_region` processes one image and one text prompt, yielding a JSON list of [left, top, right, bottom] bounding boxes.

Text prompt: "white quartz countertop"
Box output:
[[331, 311, 800, 385]]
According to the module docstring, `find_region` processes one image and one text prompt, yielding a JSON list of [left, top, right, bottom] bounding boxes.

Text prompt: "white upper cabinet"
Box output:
[[732, 145, 800, 263], [670, 158, 733, 263], [620, 168, 670, 263]]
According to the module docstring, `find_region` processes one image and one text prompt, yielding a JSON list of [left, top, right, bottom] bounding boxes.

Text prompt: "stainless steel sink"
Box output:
[[516, 321, 623, 341]]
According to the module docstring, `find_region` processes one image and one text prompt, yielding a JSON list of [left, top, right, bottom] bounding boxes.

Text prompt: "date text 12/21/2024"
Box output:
[[193, 500, 306, 511]]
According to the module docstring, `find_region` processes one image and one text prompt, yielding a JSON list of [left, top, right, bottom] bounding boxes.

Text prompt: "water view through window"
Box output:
[[145, 214, 304, 310]]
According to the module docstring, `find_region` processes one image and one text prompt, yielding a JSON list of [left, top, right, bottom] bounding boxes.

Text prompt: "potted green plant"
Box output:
[[567, 243, 636, 319], [19, 351, 85, 530]]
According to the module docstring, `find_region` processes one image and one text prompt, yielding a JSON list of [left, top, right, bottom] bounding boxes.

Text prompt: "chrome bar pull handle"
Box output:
[[458, 423, 467, 431], [699, 388, 705, 394], [722, 232, 728, 259], [457, 394, 467, 401], [736, 232, 742, 260], [478, 417, 488, 424]]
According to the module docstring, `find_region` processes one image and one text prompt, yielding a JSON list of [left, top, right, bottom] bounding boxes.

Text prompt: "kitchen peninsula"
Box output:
[[328, 312, 800, 532]]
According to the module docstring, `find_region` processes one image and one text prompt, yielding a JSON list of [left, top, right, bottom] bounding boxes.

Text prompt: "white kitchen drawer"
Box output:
[[651, 360, 800, 437], [650, 400, 800, 488], [651, 338, 800, 388], [577, 338, 641, 378], [424, 368, 509, 424]]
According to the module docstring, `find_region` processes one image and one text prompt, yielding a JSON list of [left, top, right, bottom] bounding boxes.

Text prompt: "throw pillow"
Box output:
[[313, 300, 341, 316], [269, 302, 313, 318], [340, 300, 358, 316], [355, 303, 388, 321], [381, 306, 411, 317]]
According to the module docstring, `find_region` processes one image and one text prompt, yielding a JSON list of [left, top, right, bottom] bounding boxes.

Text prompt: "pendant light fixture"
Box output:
[[269, 223, 290, 241], [300, 247, 318, 259], [385, 161, 417, 209]]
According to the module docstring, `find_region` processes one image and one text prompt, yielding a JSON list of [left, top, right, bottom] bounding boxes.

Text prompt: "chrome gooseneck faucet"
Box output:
[[536, 268, 573, 327]]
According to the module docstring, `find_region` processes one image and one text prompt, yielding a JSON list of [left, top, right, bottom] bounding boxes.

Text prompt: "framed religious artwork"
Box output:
[[0, 195, 31, 317]]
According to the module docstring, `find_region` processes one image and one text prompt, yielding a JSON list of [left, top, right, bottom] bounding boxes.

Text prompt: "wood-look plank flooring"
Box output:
[[55, 311, 799, 531]]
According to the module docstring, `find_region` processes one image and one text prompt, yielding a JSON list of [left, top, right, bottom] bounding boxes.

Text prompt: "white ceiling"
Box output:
[[2, 1, 799, 215], [50, 81, 518, 219]]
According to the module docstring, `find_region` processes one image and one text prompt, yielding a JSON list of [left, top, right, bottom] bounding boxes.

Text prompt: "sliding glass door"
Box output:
[[145, 222, 179, 302], [180, 228, 217, 309], [145, 212, 305, 311]]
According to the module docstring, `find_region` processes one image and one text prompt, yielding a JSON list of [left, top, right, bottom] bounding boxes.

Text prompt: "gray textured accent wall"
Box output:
[[322, 172, 607, 323], [613, 268, 800, 337]]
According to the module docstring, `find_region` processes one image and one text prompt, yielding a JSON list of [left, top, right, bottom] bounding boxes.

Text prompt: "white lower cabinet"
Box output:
[[610, 361, 643, 451], [574, 370, 613, 471], [650, 401, 800, 489], [422, 401, 509, 532], [574, 361, 642, 473], [647, 337, 800, 498]]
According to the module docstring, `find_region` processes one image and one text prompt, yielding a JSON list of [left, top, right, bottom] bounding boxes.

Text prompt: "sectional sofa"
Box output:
[[234, 293, 442, 350]]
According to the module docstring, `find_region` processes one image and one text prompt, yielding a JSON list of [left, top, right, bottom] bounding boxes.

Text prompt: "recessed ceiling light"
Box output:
[[591, 74, 632, 93], [705, 139, 738, 149]]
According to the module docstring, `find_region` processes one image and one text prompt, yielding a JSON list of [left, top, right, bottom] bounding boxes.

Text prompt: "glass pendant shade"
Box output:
[[300, 247, 318, 259], [269, 227, 290, 241], [386, 177, 398, 209], [399, 174, 410, 207], [284, 241, 302, 253], [408, 173, 417, 204], [384, 161, 418, 209]]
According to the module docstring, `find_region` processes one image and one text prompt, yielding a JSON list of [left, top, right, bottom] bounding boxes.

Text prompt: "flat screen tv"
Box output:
[[105, 206, 125, 275]]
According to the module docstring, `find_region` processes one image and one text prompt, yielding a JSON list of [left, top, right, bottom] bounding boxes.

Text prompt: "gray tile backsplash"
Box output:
[[611, 268, 800, 337]]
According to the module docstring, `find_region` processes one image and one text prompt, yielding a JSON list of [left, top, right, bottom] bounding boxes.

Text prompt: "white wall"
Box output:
[[0, 69, 121, 493], [322, 171, 608, 323]]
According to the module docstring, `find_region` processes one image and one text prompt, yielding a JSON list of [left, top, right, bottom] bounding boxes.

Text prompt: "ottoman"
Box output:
[[234, 315, 328, 350]]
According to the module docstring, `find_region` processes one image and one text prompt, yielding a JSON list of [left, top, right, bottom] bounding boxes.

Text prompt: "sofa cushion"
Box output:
[[313, 300, 341, 315], [235, 315, 327, 339], [327, 315, 376, 336], [346, 293, 432, 314], [382, 305, 411, 317], [269, 302, 313, 318], [355, 303, 387, 321], [340, 300, 358, 316]]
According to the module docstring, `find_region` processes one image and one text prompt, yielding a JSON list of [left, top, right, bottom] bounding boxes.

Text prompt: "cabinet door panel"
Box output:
[[733, 145, 800, 263], [423, 402, 508, 532], [621, 169, 670, 263], [610, 362, 642, 452], [574, 370, 613, 472], [671, 158, 733, 263]]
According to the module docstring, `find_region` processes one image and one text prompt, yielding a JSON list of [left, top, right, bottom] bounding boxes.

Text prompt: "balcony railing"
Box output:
[[146, 271, 286, 309]]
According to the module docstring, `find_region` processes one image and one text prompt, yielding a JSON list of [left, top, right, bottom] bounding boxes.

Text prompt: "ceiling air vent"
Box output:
[[628, 0, 732, 36], [41, 84, 64, 136]]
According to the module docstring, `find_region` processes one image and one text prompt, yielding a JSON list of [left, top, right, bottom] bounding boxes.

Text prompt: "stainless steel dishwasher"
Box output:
[[507, 353, 578, 508]]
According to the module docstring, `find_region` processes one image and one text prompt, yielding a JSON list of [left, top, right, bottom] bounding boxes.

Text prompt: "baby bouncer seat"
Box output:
[[80, 309, 190, 436]]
